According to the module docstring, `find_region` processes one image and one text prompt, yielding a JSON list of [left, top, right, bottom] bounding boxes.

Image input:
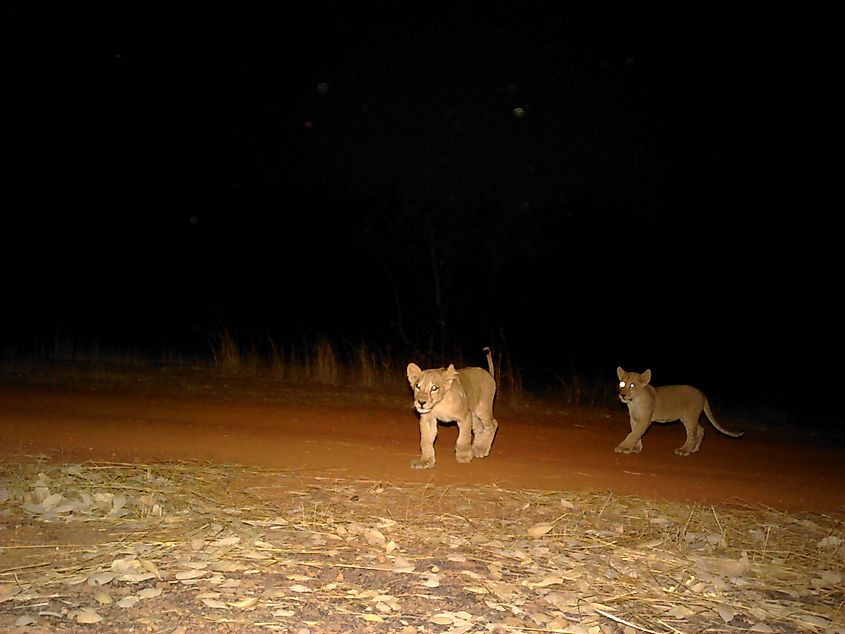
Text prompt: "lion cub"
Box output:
[[406, 348, 498, 469], [615, 367, 744, 456]]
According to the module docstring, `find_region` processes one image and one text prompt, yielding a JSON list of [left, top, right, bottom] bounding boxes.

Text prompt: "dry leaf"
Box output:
[[111, 557, 142, 575], [87, 571, 115, 586], [220, 579, 242, 588], [429, 614, 455, 625], [665, 605, 696, 618], [716, 603, 736, 623], [228, 597, 258, 609], [184, 561, 209, 570], [41, 492, 63, 510], [109, 494, 127, 515], [391, 557, 415, 573], [175, 570, 209, 580], [117, 596, 140, 608], [820, 570, 842, 584], [140, 559, 160, 578], [137, 587, 162, 599], [488, 581, 519, 600], [93, 591, 112, 604], [526, 523, 553, 538], [64, 575, 88, 586], [794, 614, 832, 628], [201, 598, 228, 609], [365, 527, 386, 544], [74, 607, 104, 623], [524, 575, 563, 588], [695, 553, 749, 578], [119, 572, 157, 583]]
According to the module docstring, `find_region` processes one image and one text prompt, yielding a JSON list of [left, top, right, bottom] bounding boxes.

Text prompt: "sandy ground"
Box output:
[[1, 373, 843, 512]]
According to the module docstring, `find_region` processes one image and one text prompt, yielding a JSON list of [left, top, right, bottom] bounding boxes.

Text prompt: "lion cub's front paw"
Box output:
[[674, 447, 694, 456], [455, 449, 473, 463], [472, 446, 490, 458], [615, 442, 642, 454], [411, 458, 435, 469]]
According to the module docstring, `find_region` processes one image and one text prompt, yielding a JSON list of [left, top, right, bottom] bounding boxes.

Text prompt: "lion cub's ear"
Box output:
[[443, 364, 458, 386], [616, 366, 626, 380], [641, 369, 652, 384], [407, 363, 422, 385]]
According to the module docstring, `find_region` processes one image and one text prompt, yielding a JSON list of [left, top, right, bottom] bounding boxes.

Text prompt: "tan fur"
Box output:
[[406, 348, 498, 469], [615, 367, 744, 456]]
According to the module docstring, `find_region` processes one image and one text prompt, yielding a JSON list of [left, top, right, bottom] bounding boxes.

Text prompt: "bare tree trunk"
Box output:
[[428, 239, 448, 360], [384, 265, 410, 346]]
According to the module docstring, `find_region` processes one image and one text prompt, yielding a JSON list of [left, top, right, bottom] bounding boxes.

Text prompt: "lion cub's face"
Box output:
[[617, 367, 652, 403], [406, 363, 458, 414]]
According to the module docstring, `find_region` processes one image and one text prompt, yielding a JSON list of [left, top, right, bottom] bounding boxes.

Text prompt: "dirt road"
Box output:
[[1, 375, 843, 512]]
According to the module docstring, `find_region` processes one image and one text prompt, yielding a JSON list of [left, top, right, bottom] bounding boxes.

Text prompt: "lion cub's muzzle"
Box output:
[[618, 392, 632, 403], [414, 399, 432, 414]]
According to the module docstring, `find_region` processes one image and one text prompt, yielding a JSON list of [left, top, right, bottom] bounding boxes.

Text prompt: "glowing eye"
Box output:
[[431, 385, 438, 392], [629, 383, 635, 389], [415, 383, 420, 390], [618, 381, 625, 388]]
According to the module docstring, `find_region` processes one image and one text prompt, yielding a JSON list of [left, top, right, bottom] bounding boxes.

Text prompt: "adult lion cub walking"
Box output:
[[615, 367, 744, 455], [406, 347, 498, 469]]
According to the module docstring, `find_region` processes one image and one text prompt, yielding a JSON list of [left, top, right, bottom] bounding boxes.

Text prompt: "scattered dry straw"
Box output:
[[1, 459, 843, 632]]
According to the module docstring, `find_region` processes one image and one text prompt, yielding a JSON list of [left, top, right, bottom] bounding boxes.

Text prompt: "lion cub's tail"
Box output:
[[482, 347, 494, 378], [703, 400, 745, 438]]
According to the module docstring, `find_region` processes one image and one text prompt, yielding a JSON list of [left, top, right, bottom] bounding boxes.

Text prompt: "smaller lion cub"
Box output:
[[406, 347, 499, 469], [615, 367, 744, 456]]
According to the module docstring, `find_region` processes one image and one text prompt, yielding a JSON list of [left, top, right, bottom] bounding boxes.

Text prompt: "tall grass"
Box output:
[[1, 326, 615, 406], [201, 327, 614, 404]]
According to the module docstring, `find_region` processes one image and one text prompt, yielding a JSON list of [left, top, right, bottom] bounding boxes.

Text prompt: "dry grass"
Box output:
[[1, 459, 843, 632], [2, 327, 617, 407]]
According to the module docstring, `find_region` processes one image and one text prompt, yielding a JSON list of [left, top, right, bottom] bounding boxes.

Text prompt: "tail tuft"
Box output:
[[483, 347, 494, 378]]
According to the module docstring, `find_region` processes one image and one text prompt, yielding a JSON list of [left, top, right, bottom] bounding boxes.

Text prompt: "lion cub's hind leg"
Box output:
[[471, 413, 498, 458], [676, 417, 705, 456], [454, 415, 475, 464]]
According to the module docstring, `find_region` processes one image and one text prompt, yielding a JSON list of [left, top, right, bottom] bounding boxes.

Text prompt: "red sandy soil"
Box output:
[[1, 373, 843, 512]]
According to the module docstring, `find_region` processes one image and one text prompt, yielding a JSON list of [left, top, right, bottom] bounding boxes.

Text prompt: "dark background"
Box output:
[[4, 7, 839, 420]]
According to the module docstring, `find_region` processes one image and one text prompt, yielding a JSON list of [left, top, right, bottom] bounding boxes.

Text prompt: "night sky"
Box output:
[[5, 8, 839, 420]]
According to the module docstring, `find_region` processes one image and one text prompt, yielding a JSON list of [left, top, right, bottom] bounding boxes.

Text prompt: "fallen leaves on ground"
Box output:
[[1, 460, 843, 633]]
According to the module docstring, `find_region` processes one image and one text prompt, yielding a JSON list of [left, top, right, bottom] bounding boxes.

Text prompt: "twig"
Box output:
[[593, 607, 666, 634], [711, 505, 724, 538]]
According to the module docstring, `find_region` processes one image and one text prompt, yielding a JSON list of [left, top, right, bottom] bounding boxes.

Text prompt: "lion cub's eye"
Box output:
[[430, 385, 439, 392], [415, 383, 421, 390], [629, 383, 635, 389], [618, 381, 625, 388]]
